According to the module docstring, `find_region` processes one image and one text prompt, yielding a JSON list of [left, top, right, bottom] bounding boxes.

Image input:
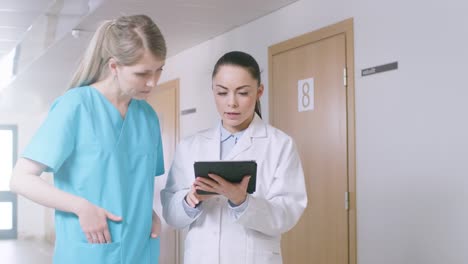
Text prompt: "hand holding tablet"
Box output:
[[193, 160, 257, 195]]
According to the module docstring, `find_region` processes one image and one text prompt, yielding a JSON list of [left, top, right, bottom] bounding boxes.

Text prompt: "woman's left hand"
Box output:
[[150, 210, 161, 238], [195, 174, 251, 205]]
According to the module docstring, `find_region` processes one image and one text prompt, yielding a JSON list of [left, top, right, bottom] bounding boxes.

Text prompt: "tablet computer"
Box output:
[[193, 160, 257, 195]]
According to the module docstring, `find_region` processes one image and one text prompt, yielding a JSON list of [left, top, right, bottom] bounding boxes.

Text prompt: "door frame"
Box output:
[[268, 18, 356, 264], [0, 124, 18, 239]]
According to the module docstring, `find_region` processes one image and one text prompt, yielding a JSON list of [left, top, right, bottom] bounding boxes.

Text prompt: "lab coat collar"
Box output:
[[199, 113, 266, 140], [199, 114, 266, 160]]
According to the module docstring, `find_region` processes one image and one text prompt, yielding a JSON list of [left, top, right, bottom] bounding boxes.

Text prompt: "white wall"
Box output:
[[354, 1, 468, 263], [159, 0, 468, 263]]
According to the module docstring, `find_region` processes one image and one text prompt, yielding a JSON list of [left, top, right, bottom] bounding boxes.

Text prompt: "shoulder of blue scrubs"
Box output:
[[22, 87, 87, 173], [137, 99, 158, 117]]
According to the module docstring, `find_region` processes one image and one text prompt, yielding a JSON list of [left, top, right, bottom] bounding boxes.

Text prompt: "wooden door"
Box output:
[[146, 79, 180, 264], [269, 19, 356, 264]]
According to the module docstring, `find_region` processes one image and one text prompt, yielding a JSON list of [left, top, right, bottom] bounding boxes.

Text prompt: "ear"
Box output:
[[257, 84, 264, 99], [108, 57, 119, 76]]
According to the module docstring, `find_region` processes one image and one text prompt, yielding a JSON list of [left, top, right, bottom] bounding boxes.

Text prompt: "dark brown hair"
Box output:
[[212, 51, 262, 118]]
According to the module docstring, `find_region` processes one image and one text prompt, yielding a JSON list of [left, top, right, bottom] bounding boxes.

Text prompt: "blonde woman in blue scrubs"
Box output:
[[10, 15, 166, 263], [162, 51, 307, 264]]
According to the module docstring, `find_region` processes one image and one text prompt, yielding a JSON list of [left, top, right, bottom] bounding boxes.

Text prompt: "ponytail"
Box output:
[[254, 99, 262, 119], [68, 21, 113, 89], [68, 15, 166, 90]]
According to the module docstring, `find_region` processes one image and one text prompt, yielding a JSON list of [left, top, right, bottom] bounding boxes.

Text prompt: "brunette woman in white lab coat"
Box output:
[[161, 51, 307, 264]]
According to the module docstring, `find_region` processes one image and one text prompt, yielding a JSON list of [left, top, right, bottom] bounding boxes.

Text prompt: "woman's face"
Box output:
[[114, 50, 165, 100], [212, 65, 263, 133]]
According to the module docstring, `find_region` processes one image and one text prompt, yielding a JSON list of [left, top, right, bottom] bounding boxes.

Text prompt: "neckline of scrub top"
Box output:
[[88, 85, 134, 121], [88, 86, 135, 147]]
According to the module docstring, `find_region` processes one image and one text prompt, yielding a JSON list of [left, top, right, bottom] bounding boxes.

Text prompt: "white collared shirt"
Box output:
[[220, 124, 245, 160]]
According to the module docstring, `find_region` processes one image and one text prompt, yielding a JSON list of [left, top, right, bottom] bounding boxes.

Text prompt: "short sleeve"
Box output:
[[22, 94, 79, 173], [153, 114, 165, 177]]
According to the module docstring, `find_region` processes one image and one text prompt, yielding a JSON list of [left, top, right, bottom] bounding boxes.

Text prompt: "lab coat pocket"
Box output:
[[71, 241, 121, 264], [149, 237, 160, 263], [251, 237, 281, 264]]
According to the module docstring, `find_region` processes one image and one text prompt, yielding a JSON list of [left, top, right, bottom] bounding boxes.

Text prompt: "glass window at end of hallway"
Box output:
[[0, 125, 17, 239]]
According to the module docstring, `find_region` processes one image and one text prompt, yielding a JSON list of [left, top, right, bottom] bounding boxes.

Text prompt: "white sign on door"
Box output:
[[298, 78, 314, 112]]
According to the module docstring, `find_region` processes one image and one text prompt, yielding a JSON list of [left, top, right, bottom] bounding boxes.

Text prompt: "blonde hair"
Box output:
[[69, 14, 166, 89]]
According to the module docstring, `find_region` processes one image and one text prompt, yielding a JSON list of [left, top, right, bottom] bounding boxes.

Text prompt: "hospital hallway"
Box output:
[[0, 239, 53, 264]]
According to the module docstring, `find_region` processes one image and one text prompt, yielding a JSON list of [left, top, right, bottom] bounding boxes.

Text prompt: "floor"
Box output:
[[0, 239, 53, 264]]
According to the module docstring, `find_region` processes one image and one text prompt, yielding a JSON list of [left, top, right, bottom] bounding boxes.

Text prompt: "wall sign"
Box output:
[[181, 108, 196, 115], [361, 61, 398, 76], [298, 78, 314, 112]]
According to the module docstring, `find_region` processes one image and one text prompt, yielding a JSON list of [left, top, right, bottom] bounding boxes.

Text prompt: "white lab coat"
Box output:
[[161, 114, 307, 264]]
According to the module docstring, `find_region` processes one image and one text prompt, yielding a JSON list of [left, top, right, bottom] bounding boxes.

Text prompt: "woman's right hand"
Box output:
[[185, 184, 214, 208], [10, 158, 122, 244], [75, 200, 122, 244]]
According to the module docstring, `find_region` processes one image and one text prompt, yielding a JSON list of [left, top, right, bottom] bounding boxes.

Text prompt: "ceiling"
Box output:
[[0, 0, 54, 58], [77, 0, 298, 58], [0, 0, 298, 101]]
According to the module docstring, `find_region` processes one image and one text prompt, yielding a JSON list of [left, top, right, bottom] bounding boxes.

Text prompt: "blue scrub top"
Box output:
[[23, 86, 164, 264]]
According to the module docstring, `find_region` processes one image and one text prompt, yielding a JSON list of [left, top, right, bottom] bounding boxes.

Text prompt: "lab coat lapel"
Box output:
[[224, 133, 252, 160], [224, 114, 265, 160], [199, 123, 222, 161]]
